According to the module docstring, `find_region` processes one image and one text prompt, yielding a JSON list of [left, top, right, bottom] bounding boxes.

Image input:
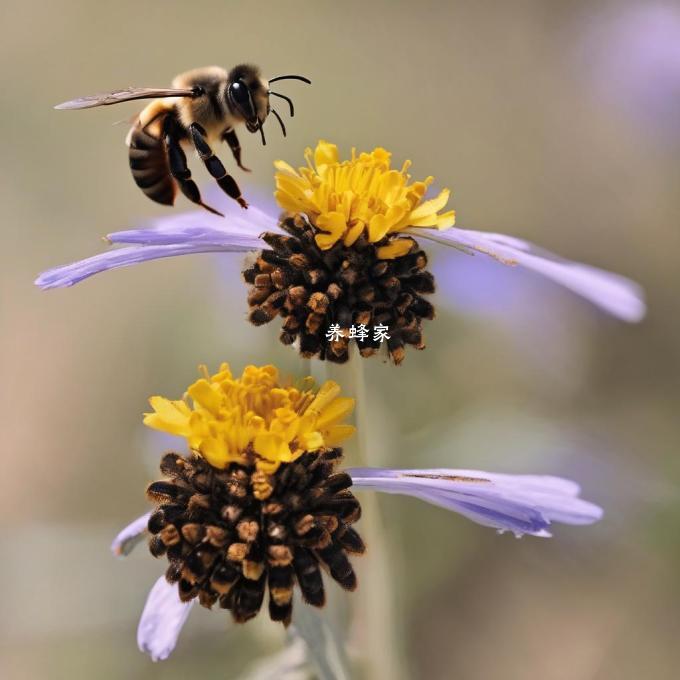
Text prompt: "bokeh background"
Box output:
[[2, 1, 680, 678]]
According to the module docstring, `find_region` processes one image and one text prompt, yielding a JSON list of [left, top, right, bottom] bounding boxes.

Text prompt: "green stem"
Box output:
[[291, 593, 352, 680], [291, 355, 352, 679], [297, 353, 407, 678], [345, 352, 407, 680]]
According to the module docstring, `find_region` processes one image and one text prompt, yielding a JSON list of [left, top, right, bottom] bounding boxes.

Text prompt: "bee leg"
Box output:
[[189, 123, 248, 209], [163, 117, 223, 216], [223, 128, 251, 172]]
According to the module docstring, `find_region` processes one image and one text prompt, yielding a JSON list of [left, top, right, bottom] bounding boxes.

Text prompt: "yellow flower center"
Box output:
[[274, 140, 456, 257], [144, 363, 355, 473]]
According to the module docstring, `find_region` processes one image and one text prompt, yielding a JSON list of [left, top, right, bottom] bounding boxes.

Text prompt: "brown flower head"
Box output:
[[244, 141, 455, 364]]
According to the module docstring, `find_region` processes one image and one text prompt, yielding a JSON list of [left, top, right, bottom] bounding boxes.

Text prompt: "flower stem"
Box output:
[[291, 592, 352, 680], [300, 353, 407, 678], [344, 352, 408, 680], [290, 355, 354, 678]]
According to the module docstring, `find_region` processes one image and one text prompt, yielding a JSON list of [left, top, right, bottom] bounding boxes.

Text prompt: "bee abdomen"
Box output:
[[128, 121, 175, 206]]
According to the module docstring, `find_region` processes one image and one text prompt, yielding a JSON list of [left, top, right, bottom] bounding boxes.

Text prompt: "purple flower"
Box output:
[[114, 465, 601, 660], [581, 3, 680, 133], [35, 200, 645, 322]]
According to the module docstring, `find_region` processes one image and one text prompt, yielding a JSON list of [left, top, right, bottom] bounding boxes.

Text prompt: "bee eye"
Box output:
[[229, 80, 253, 116]]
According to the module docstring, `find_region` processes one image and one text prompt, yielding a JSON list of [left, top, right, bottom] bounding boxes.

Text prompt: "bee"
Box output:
[[55, 65, 310, 215]]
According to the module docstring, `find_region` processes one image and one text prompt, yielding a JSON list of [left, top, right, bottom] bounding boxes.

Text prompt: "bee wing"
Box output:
[[54, 87, 196, 110]]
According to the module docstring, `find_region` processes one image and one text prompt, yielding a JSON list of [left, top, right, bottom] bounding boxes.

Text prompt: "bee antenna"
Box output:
[[258, 119, 267, 146], [269, 91, 295, 117], [267, 75, 312, 85], [271, 108, 287, 137]]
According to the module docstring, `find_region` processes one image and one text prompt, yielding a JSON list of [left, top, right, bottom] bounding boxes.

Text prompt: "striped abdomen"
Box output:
[[128, 111, 176, 206]]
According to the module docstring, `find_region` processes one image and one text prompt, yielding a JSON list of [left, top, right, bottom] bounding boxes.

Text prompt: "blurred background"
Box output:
[[2, 0, 679, 678]]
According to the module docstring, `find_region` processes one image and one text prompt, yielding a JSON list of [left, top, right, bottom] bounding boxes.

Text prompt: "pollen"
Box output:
[[274, 140, 456, 251], [143, 363, 355, 472]]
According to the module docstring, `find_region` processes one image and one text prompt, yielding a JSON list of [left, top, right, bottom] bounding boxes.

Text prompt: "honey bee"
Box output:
[[55, 65, 310, 215]]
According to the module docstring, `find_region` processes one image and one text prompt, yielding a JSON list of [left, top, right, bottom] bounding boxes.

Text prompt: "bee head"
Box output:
[[226, 64, 270, 133]]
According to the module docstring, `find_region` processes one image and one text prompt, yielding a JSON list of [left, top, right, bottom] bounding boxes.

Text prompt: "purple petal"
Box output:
[[35, 202, 280, 290], [35, 242, 251, 290], [108, 203, 279, 246], [347, 467, 603, 537], [137, 576, 193, 662], [415, 227, 646, 322], [111, 512, 151, 557]]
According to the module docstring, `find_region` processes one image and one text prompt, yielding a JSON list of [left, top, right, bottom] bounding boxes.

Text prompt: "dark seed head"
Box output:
[[145, 448, 363, 626], [243, 218, 437, 364]]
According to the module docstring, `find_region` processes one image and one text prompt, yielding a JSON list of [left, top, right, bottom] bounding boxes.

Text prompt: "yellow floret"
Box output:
[[144, 363, 355, 473], [274, 140, 456, 254]]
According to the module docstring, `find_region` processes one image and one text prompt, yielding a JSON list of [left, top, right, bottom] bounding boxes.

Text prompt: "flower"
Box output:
[[111, 360, 603, 661], [35, 141, 646, 363], [584, 4, 680, 132], [139, 363, 365, 629]]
